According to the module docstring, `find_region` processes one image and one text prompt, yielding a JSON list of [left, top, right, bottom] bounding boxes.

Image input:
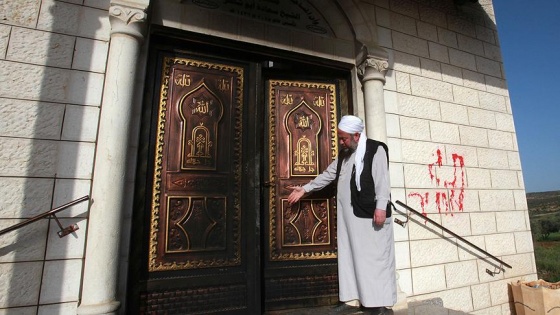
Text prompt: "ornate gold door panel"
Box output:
[[264, 79, 340, 309], [142, 55, 249, 314]]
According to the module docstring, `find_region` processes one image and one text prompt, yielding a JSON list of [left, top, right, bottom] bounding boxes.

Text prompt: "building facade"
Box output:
[[0, 0, 536, 314]]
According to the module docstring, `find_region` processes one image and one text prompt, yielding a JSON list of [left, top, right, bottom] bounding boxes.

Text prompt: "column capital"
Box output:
[[357, 56, 389, 83], [109, 1, 149, 40]]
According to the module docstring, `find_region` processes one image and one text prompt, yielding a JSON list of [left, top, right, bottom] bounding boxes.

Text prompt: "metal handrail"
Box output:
[[0, 195, 89, 238], [394, 200, 512, 273]]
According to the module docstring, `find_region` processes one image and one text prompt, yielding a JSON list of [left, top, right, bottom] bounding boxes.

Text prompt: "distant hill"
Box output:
[[527, 190, 560, 212]]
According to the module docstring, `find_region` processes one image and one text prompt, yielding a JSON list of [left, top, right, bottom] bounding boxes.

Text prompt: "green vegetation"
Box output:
[[528, 191, 560, 282]]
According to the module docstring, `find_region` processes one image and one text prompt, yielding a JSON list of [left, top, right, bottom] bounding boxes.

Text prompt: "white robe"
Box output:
[[303, 146, 397, 307]]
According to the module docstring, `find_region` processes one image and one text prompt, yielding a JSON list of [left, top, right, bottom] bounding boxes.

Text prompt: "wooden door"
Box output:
[[138, 53, 256, 314], [263, 79, 340, 310]]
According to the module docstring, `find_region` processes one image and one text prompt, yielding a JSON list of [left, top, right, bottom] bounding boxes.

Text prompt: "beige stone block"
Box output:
[[312, 36, 335, 59], [419, 6, 446, 27], [84, 0, 110, 10], [468, 108, 496, 129], [393, 51, 421, 74], [401, 140, 443, 164], [476, 24, 496, 44], [386, 114, 401, 138], [0, 263, 42, 307], [466, 168, 492, 189], [61, 105, 100, 142], [406, 208, 443, 240], [7, 27, 75, 68], [38, 302, 78, 315], [437, 27, 458, 48], [470, 212, 497, 235], [387, 138, 403, 162], [449, 48, 477, 71], [458, 235, 486, 260], [395, 71, 411, 94], [431, 121, 460, 144], [0, 306, 37, 315], [445, 260, 479, 288], [428, 41, 449, 63], [403, 163, 435, 188], [495, 211, 526, 233], [400, 116, 430, 141], [491, 170, 520, 189], [377, 27, 393, 49], [448, 16, 476, 37], [45, 218, 86, 259], [462, 191, 481, 212], [488, 279, 512, 306], [419, 58, 442, 80], [0, 138, 58, 177], [503, 253, 534, 278], [388, 11, 417, 36], [459, 126, 489, 147], [495, 113, 515, 132], [485, 233, 516, 257], [0, 98, 64, 139], [390, 162, 404, 187], [0, 219, 48, 262], [0, 61, 103, 106], [53, 179, 91, 218], [479, 190, 514, 212], [39, 259, 82, 303], [72, 38, 109, 73], [0, 25, 10, 59], [514, 231, 534, 253], [479, 91, 506, 113], [453, 85, 480, 107], [375, 7, 390, 28], [483, 42, 502, 62], [471, 305, 503, 315], [457, 34, 484, 56], [397, 94, 440, 120], [485, 76, 508, 96], [55, 141, 95, 179], [0, 0, 41, 28], [463, 69, 487, 91], [384, 70, 397, 93], [393, 32, 429, 58], [444, 144, 478, 168], [394, 241, 410, 269], [415, 286, 474, 313], [471, 283, 492, 310], [410, 75, 453, 102], [417, 21, 437, 42], [396, 268, 412, 296], [0, 177, 53, 218], [441, 102, 468, 125], [441, 211, 471, 237], [476, 56, 502, 78], [37, 1, 110, 40], [512, 190, 528, 211], [334, 39, 354, 61], [390, 0, 419, 18], [412, 265, 446, 294], [410, 238, 459, 267], [488, 130, 513, 150], [441, 63, 463, 85]]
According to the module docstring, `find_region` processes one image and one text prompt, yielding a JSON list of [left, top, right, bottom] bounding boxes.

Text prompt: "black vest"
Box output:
[[349, 139, 392, 218]]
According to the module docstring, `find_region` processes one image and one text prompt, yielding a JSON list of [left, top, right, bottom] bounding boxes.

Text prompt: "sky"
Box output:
[[492, 0, 560, 193]]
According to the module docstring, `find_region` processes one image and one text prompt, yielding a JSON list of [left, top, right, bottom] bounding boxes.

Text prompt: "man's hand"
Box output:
[[287, 186, 306, 205], [373, 209, 386, 226]]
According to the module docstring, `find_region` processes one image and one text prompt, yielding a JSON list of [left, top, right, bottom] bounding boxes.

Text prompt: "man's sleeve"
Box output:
[[302, 159, 339, 193], [372, 145, 390, 210]]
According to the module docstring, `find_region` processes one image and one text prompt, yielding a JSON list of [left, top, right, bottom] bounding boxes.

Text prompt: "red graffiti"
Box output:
[[409, 151, 466, 218]]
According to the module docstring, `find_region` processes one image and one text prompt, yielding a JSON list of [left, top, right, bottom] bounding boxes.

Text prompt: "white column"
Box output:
[[77, 1, 148, 314], [357, 56, 389, 142]]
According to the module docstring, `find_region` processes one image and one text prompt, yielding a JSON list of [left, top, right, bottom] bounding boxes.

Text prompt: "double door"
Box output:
[[131, 46, 351, 314]]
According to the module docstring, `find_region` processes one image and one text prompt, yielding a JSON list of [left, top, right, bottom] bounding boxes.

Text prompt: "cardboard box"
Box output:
[[510, 279, 560, 315]]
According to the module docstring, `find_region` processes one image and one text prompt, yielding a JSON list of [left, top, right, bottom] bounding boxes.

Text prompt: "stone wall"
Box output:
[[0, 0, 110, 313], [373, 0, 536, 313]]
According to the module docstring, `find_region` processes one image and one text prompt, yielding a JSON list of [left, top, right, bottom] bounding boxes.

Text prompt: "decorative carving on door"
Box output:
[[267, 80, 338, 261], [149, 56, 244, 271]]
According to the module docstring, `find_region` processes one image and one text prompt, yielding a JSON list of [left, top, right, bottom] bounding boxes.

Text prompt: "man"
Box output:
[[287, 115, 396, 315]]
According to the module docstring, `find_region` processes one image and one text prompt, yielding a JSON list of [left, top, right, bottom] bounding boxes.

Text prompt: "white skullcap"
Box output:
[[338, 115, 367, 191]]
